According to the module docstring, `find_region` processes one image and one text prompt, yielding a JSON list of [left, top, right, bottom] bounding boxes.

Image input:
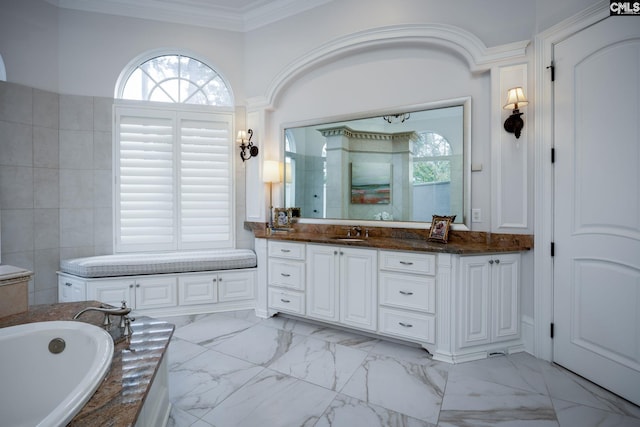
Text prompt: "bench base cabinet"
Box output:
[[58, 269, 256, 317], [259, 238, 525, 363]]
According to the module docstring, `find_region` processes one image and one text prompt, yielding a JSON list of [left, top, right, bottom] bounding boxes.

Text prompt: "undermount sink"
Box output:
[[330, 237, 365, 242]]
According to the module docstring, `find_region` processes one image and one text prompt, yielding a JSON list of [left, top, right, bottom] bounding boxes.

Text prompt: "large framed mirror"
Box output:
[[283, 97, 471, 227]]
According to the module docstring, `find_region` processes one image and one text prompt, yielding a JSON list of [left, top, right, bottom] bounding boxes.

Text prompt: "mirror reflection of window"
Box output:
[[285, 130, 296, 208], [412, 132, 454, 222]]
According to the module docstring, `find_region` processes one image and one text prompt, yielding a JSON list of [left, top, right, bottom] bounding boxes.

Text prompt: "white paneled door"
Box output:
[[553, 16, 640, 405]]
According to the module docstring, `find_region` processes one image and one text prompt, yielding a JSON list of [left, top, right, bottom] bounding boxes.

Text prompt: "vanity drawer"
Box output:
[[379, 250, 435, 275], [378, 307, 435, 344], [269, 287, 305, 315], [268, 241, 306, 260], [379, 272, 435, 313], [269, 259, 305, 290]]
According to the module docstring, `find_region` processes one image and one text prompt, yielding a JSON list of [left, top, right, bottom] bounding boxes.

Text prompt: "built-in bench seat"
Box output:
[[57, 249, 258, 316], [59, 249, 257, 278]]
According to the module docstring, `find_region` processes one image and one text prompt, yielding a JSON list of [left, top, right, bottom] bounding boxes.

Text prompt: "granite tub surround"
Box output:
[[244, 222, 533, 254], [0, 301, 174, 426]]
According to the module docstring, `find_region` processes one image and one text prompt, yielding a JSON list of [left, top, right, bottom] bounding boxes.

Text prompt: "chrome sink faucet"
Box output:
[[73, 301, 135, 338]]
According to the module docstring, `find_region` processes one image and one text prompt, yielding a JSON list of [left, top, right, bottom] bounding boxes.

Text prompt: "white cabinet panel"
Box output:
[[306, 244, 376, 331], [340, 247, 377, 331], [306, 244, 340, 322], [269, 260, 305, 290], [269, 241, 305, 260], [58, 275, 87, 302], [88, 278, 135, 308], [458, 254, 520, 349], [178, 274, 217, 305], [135, 276, 177, 309], [269, 287, 305, 315], [218, 271, 255, 302], [378, 307, 435, 343], [379, 251, 436, 275], [379, 272, 435, 313]]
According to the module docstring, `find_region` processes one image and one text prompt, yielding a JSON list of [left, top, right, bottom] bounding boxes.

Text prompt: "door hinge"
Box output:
[[551, 242, 555, 257], [550, 322, 555, 339], [547, 62, 555, 82], [551, 148, 555, 163]]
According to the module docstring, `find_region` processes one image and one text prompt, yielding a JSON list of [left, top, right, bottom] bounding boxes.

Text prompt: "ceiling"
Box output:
[[44, 0, 333, 32]]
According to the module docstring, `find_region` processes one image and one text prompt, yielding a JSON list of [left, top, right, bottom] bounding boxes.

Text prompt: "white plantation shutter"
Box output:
[[115, 105, 234, 253], [179, 114, 232, 248]]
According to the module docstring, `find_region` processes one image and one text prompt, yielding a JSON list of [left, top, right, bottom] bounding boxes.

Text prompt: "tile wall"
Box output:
[[0, 81, 113, 305], [0, 80, 253, 306]]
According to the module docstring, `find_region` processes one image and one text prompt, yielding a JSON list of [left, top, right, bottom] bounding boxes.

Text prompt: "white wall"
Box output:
[[0, 0, 601, 320]]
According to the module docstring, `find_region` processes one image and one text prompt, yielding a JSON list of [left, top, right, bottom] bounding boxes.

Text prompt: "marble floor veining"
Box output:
[[160, 310, 640, 427]]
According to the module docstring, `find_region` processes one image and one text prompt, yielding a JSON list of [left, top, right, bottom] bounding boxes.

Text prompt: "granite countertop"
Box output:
[[245, 222, 533, 254], [0, 301, 174, 427]]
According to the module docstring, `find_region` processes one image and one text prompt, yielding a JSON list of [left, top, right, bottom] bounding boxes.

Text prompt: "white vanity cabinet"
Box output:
[[378, 250, 436, 344], [306, 244, 377, 331], [267, 241, 306, 315], [457, 253, 521, 350]]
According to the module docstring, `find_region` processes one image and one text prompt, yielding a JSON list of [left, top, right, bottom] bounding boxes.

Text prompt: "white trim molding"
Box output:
[[491, 63, 530, 232], [533, 0, 609, 362], [247, 23, 530, 110]]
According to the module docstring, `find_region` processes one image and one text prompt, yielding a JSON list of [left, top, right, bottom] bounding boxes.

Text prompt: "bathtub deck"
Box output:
[[0, 301, 174, 426]]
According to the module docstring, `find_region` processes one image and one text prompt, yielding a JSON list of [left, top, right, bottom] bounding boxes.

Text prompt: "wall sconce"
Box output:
[[237, 129, 259, 162], [263, 160, 281, 228], [503, 87, 528, 139]]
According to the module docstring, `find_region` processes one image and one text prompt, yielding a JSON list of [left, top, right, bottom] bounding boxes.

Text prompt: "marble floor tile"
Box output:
[[315, 394, 436, 427], [161, 310, 640, 427], [169, 348, 263, 418], [201, 369, 336, 427], [172, 312, 256, 346], [166, 337, 208, 370], [208, 323, 305, 366], [268, 336, 369, 391], [539, 360, 640, 418], [340, 352, 448, 424], [553, 398, 640, 427]]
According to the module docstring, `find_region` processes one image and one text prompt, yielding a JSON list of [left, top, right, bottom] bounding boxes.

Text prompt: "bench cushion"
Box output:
[[59, 249, 257, 278]]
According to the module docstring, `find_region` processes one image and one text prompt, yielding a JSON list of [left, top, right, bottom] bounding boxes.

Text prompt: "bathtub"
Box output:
[[0, 320, 114, 427]]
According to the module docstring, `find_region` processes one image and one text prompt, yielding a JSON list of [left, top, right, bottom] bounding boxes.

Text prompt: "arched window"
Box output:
[[114, 52, 235, 253], [119, 54, 232, 106], [413, 131, 452, 183]]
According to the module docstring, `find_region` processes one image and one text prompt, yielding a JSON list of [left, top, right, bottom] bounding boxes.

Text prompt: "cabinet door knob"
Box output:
[[129, 284, 134, 288], [489, 260, 494, 264], [280, 298, 291, 303], [399, 261, 414, 265], [495, 259, 500, 264], [213, 278, 217, 282], [136, 284, 140, 288], [334, 251, 338, 255], [65, 282, 72, 287], [281, 273, 291, 277], [399, 290, 414, 296], [399, 322, 413, 328]]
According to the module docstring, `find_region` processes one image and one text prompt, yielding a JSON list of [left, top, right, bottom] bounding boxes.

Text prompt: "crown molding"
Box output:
[[44, 0, 332, 32]]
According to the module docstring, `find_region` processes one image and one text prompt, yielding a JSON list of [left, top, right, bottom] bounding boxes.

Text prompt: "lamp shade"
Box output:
[[263, 160, 281, 183], [503, 87, 528, 110], [236, 130, 247, 142]]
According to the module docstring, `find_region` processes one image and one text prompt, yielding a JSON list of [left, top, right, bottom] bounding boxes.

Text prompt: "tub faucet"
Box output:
[[73, 301, 135, 338]]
